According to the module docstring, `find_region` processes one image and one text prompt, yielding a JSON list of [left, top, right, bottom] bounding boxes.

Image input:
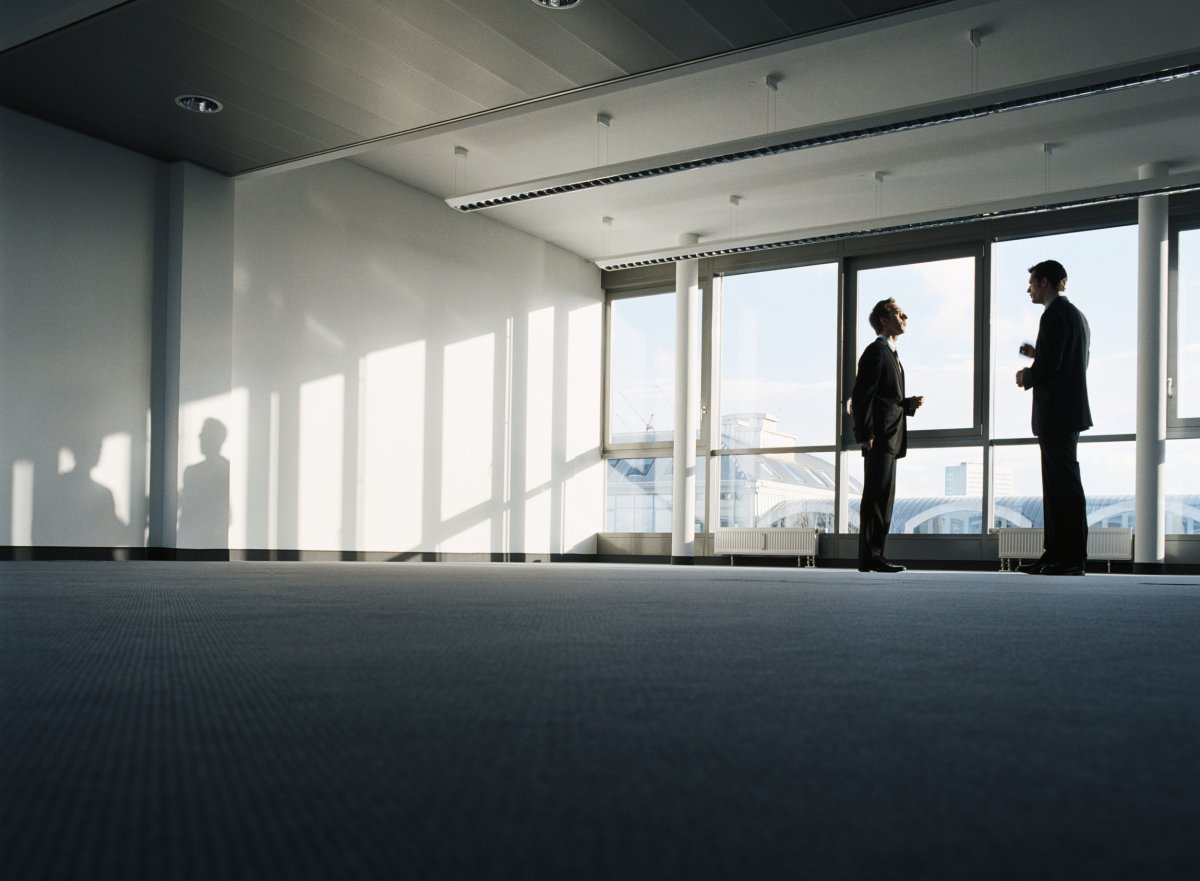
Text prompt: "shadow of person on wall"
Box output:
[[177, 418, 231, 555], [34, 436, 126, 548]]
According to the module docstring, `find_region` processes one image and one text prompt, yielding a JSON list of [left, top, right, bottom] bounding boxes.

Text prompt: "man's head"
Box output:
[[1027, 260, 1067, 306], [199, 418, 228, 457], [868, 298, 907, 338]]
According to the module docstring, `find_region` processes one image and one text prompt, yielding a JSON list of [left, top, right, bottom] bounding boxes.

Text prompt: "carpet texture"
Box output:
[[2, 562, 1198, 880]]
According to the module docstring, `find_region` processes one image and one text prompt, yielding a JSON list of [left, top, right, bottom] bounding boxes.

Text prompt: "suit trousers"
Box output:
[[1038, 430, 1088, 565], [859, 448, 897, 565]]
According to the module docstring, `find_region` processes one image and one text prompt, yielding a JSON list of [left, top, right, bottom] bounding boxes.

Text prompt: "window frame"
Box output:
[[1169, 220, 1200, 435], [709, 257, 843, 530], [600, 193, 1200, 545], [842, 243, 989, 446]]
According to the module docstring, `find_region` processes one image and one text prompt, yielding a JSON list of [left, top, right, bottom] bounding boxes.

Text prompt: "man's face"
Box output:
[[881, 303, 907, 337], [1027, 273, 1053, 305]]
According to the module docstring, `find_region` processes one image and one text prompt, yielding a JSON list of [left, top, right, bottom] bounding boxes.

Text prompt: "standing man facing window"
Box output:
[[851, 298, 924, 573], [1015, 260, 1093, 576]]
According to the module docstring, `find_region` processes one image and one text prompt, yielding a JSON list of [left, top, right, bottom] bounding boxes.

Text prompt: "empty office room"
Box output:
[[2, 1, 1199, 878]]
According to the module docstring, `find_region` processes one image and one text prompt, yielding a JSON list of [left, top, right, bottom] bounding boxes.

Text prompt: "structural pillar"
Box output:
[[673, 234, 700, 562], [1135, 162, 1168, 572], [149, 162, 235, 554]]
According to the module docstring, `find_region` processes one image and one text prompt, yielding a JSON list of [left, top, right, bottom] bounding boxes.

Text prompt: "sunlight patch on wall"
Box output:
[[10, 460, 33, 545], [566, 303, 602, 461], [268, 392, 280, 548], [299, 375, 344, 550], [526, 307, 555, 491], [93, 432, 132, 526], [359, 341, 425, 551], [438, 519, 492, 554], [525, 488, 552, 553], [564, 463, 603, 553], [442, 333, 494, 522]]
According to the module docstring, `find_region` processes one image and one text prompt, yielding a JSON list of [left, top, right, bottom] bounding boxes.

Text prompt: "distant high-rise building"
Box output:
[[945, 462, 1012, 496]]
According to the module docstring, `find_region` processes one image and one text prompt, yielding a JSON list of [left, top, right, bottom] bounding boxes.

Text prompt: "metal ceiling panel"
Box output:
[[0, 0, 954, 175], [675, 0, 809, 48], [444, 0, 630, 84]]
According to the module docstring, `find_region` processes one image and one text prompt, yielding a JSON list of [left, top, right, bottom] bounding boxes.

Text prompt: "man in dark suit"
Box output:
[[1015, 260, 1093, 576], [851, 298, 923, 573]]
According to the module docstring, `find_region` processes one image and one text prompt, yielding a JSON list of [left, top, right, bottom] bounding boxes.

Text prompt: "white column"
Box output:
[[673, 234, 700, 560], [149, 162, 235, 551], [1135, 162, 1168, 568]]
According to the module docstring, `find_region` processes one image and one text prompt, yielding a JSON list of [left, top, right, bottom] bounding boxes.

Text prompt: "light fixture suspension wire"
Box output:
[[765, 75, 780, 133], [602, 216, 613, 257], [969, 29, 982, 94], [596, 113, 611, 167], [454, 146, 468, 196], [729, 195, 741, 237], [874, 171, 884, 218], [1043, 143, 1053, 194]]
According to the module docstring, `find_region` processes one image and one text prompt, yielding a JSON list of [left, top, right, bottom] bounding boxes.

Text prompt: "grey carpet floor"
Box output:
[[2, 562, 1198, 881]]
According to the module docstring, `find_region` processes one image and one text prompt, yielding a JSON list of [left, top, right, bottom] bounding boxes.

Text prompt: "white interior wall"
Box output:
[[232, 160, 604, 555], [0, 107, 158, 548]]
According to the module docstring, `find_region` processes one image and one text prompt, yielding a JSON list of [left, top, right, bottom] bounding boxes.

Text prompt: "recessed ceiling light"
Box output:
[[175, 95, 223, 114], [529, 0, 583, 8]]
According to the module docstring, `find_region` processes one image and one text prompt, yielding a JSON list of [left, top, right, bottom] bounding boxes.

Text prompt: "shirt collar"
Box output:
[[877, 335, 897, 353]]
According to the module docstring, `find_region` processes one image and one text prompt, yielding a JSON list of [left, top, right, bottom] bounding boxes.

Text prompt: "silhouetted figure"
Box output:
[[1015, 260, 1092, 576], [177, 418, 231, 549], [851, 298, 924, 574], [34, 437, 126, 546]]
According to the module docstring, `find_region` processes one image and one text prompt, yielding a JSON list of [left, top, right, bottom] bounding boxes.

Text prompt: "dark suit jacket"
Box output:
[[1023, 295, 1093, 436], [851, 338, 916, 458]]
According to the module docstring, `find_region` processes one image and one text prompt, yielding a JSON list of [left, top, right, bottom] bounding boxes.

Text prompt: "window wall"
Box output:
[[604, 288, 702, 532], [602, 201, 1200, 550], [847, 252, 981, 535], [991, 226, 1139, 530], [718, 264, 838, 529], [608, 293, 677, 445]]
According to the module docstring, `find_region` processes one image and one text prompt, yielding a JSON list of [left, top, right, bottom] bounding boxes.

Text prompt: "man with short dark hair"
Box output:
[[1015, 260, 1093, 576], [851, 298, 923, 573]]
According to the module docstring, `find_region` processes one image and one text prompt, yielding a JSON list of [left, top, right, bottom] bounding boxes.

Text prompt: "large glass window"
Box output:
[[855, 256, 977, 431], [1177, 228, 1200, 420], [720, 264, 838, 448], [719, 451, 838, 530], [605, 456, 705, 533], [992, 441, 1136, 529], [1166, 439, 1200, 534], [992, 445, 1044, 529], [843, 447, 986, 535], [992, 227, 1137, 438], [608, 293, 677, 445]]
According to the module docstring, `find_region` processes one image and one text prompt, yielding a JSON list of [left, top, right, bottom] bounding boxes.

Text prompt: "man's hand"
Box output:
[[910, 395, 924, 410], [1019, 342, 1036, 358], [1015, 367, 1027, 388], [862, 438, 874, 452]]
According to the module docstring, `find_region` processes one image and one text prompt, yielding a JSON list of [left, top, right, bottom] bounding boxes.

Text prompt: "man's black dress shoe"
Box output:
[[1015, 558, 1048, 574], [859, 560, 905, 573], [1039, 561, 1085, 576]]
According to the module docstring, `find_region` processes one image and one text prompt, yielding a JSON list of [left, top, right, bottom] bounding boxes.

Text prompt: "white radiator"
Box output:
[[994, 527, 1133, 572], [713, 528, 821, 567]]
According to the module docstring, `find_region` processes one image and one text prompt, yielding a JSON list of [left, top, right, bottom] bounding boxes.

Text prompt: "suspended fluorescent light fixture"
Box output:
[[448, 53, 1200, 212], [529, 0, 583, 8]]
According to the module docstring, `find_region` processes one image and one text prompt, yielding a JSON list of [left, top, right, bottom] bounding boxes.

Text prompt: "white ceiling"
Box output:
[[4, 0, 1198, 267], [345, 0, 1200, 264]]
